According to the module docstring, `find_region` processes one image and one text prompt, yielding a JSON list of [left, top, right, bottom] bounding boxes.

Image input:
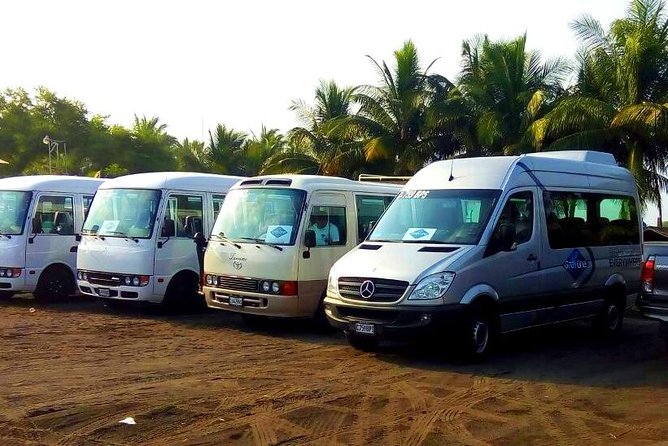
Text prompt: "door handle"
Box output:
[[527, 254, 538, 261]]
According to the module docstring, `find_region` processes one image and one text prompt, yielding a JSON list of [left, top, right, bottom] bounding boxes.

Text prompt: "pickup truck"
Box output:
[[637, 238, 668, 348]]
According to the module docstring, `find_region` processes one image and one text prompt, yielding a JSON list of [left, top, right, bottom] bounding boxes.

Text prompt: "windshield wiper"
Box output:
[[106, 231, 139, 243], [215, 232, 240, 249], [237, 236, 283, 251]]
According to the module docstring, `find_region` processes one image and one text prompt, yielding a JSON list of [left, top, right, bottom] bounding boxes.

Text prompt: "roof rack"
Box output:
[[358, 174, 411, 185]]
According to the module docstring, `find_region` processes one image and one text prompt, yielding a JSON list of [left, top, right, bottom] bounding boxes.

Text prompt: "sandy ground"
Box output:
[[1, 296, 667, 446]]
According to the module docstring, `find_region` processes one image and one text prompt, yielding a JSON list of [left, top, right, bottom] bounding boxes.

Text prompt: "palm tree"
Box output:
[[207, 124, 247, 175], [336, 41, 456, 175], [131, 115, 177, 172], [529, 0, 668, 211], [242, 126, 285, 175], [172, 138, 208, 172], [456, 34, 569, 155], [263, 80, 361, 176]]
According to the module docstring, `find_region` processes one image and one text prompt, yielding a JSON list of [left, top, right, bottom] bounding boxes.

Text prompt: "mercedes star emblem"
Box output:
[[359, 280, 375, 299]]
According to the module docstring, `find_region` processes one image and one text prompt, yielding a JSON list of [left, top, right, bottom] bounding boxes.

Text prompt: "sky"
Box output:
[[5, 0, 663, 220]]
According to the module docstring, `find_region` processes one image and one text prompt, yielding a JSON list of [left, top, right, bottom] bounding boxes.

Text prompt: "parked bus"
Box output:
[[0, 175, 105, 299], [76, 172, 244, 309], [202, 175, 401, 322], [324, 151, 642, 358]]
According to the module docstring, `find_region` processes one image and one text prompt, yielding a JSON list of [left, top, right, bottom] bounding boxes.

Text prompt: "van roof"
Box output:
[[99, 172, 245, 192], [406, 151, 636, 194], [233, 174, 402, 194], [0, 175, 105, 193]]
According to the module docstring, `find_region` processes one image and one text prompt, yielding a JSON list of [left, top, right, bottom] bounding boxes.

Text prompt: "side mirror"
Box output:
[[304, 229, 316, 248], [161, 219, 175, 238], [31, 218, 41, 234]]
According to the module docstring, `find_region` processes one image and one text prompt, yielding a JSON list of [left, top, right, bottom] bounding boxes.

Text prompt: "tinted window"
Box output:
[[543, 191, 639, 248], [490, 191, 534, 250]]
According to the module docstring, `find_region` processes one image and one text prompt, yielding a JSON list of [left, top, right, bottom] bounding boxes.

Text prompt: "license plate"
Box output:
[[229, 296, 243, 306], [354, 322, 375, 335], [98, 288, 110, 297]]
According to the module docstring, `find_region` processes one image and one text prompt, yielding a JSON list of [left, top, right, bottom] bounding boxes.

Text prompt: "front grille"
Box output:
[[217, 275, 259, 292], [88, 272, 121, 287], [338, 277, 409, 302]]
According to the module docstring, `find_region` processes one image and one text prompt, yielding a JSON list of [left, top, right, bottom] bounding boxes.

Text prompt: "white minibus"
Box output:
[[76, 172, 243, 308], [324, 151, 642, 358], [0, 175, 105, 299], [202, 175, 401, 321]]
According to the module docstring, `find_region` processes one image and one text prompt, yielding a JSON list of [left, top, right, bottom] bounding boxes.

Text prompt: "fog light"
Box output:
[[420, 313, 431, 322], [124, 276, 131, 286], [324, 305, 333, 317], [262, 281, 270, 292], [271, 282, 280, 293]]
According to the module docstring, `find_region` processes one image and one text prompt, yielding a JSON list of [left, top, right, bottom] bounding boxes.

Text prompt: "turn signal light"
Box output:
[[280, 281, 298, 296]]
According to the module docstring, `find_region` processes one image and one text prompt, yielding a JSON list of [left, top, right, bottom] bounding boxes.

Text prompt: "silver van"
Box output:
[[324, 151, 642, 358]]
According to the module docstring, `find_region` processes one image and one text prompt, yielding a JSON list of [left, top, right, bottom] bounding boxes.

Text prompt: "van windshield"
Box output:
[[368, 189, 500, 244], [212, 188, 306, 246], [83, 189, 162, 239], [0, 191, 32, 235]]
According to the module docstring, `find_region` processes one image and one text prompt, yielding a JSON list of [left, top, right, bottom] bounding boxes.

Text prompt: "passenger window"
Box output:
[[308, 206, 347, 247], [489, 191, 533, 251], [165, 195, 204, 238], [355, 195, 393, 242], [543, 191, 639, 248], [34, 195, 75, 235], [212, 194, 225, 219]]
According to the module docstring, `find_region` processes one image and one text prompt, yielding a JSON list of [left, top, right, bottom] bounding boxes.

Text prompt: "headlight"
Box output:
[[124, 276, 131, 286], [77, 271, 83, 280], [327, 274, 338, 294], [206, 275, 212, 285], [271, 282, 280, 293], [83, 272, 88, 281], [0, 270, 5, 277], [262, 281, 270, 292], [407, 272, 455, 300], [132, 277, 140, 286]]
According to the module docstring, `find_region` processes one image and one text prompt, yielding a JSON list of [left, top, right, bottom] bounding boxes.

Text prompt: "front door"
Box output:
[[480, 188, 543, 331], [26, 193, 78, 288], [297, 192, 350, 313], [154, 193, 205, 296]]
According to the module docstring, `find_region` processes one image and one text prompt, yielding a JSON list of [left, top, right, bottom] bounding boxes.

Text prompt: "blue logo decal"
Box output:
[[410, 229, 429, 239], [563, 249, 589, 280], [270, 226, 288, 238]]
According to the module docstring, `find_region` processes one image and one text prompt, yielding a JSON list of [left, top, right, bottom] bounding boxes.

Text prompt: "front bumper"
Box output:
[[324, 296, 467, 339], [203, 286, 305, 318], [0, 272, 27, 292]]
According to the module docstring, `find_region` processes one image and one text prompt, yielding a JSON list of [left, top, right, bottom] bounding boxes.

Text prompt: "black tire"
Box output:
[[345, 331, 379, 352], [0, 291, 15, 299], [593, 296, 624, 335], [163, 275, 202, 312], [311, 295, 336, 332], [461, 304, 497, 360], [34, 266, 74, 301]]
